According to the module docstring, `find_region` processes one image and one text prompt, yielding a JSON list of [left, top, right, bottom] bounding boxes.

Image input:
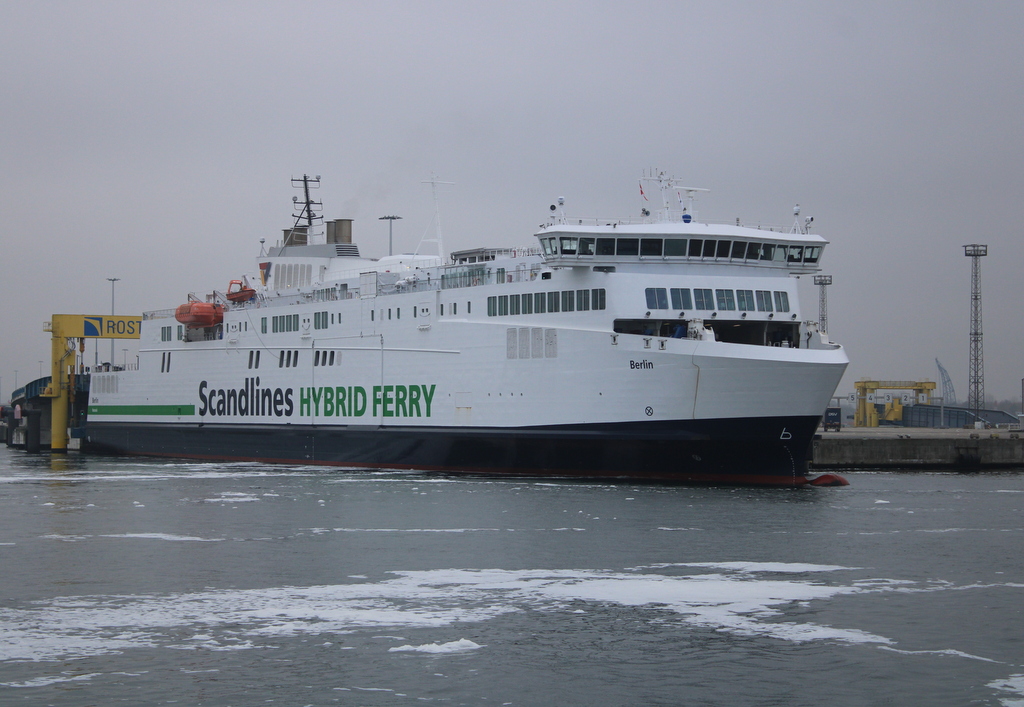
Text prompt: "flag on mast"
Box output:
[[639, 181, 648, 201]]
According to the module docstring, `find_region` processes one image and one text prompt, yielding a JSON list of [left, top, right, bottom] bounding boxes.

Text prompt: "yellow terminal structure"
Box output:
[[42, 314, 141, 452], [854, 379, 937, 427]]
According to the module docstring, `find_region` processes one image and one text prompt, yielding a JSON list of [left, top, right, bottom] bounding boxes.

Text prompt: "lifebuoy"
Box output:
[[472, 278, 480, 286]]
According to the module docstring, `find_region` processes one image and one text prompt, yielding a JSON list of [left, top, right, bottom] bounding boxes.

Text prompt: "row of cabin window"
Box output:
[[439, 301, 472, 316], [262, 311, 339, 334], [265, 314, 300, 334], [245, 349, 341, 369], [279, 350, 300, 368], [160, 325, 184, 341], [540, 236, 821, 264], [314, 350, 340, 366], [487, 288, 607, 317], [645, 287, 790, 313]]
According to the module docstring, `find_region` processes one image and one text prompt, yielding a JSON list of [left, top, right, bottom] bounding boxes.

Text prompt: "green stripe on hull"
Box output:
[[88, 405, 196, 416]]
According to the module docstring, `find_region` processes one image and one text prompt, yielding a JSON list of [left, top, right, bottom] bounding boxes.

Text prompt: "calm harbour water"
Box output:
[[1, 445, 1022, 706]]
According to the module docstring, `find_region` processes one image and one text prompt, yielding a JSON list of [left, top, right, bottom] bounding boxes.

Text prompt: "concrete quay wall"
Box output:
[[811, 429, 1024, 469]]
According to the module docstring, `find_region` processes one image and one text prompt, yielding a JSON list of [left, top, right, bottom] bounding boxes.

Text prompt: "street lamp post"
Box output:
[[379, 215, 402, 257], [107, 278, 120, 365]]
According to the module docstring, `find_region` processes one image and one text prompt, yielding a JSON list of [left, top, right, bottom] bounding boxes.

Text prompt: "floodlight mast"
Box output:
[[379, 215, 402, 257], [813, 275, 832, 334], [963, 244, 988, 419]]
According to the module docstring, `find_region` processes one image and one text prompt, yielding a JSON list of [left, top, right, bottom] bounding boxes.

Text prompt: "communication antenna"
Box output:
[[286, 174, 322, 246], [813, 275, 832, 333], [963, 244, 988, 418], [640, 170, 707, 222], [417, 175, 454, 260]]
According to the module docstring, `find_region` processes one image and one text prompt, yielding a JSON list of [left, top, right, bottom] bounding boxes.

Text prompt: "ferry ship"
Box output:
[[86, 174, 848, 485]]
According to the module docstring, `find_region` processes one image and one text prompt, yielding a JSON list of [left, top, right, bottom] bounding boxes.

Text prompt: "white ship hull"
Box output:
[[85, 176, 848, 485]]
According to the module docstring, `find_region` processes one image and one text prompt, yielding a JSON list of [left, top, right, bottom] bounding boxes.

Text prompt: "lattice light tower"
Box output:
[[964, 244, 988, 417], [813, 275, 832, 333]]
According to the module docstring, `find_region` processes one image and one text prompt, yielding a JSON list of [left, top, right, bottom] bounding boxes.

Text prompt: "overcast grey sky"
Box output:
[[2, 1, 1022, 404]]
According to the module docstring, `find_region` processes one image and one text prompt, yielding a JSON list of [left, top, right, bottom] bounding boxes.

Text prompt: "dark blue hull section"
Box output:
[[84, 416, 821, 486]]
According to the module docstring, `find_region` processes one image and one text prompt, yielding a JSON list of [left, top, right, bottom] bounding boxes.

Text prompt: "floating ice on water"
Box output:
[[0, 563, 1011, 664], [1, 672, 101, 688], [388, 638, 483, 653], [988, 673, 1024, 706], [98, 533, 224, 542]]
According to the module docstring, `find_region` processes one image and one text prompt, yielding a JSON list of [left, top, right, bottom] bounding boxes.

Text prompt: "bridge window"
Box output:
[[579, 238, 595, 255], [689, 239, 703, 257], [746, 242, 761, 260], [702, 240, 717, 258], [787, 246, 804, 263], [716, 240, 732, 258], [760, 243, 775, 261], [664, 239, 686, 256], [640, 238, 662, 256], [616, 238, 639, 256], [731, 241, 747, 259], [804, 246, 821, 263], [560, 237, 578, 255], [596, 238, 616, 255]]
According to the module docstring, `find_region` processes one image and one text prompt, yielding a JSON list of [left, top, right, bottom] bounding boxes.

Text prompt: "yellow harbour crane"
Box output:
[[854, 380, 937, 427]]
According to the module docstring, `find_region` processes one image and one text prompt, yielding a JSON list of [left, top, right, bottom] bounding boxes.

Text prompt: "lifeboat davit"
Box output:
[[175, 302, 224, 328], [226, 279, 256, 303]]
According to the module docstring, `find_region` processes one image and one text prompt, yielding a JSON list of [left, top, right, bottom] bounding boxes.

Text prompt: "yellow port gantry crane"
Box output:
[[853, 380, 937, 427], [42, 314, 141, 451]]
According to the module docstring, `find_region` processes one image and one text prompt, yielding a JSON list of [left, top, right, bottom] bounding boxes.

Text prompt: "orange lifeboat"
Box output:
[[226, 279, 256, 303], [175, 302, 224, 328]]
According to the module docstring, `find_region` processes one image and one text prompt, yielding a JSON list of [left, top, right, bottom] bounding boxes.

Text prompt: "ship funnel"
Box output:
[[327, 219, 353, 244]]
